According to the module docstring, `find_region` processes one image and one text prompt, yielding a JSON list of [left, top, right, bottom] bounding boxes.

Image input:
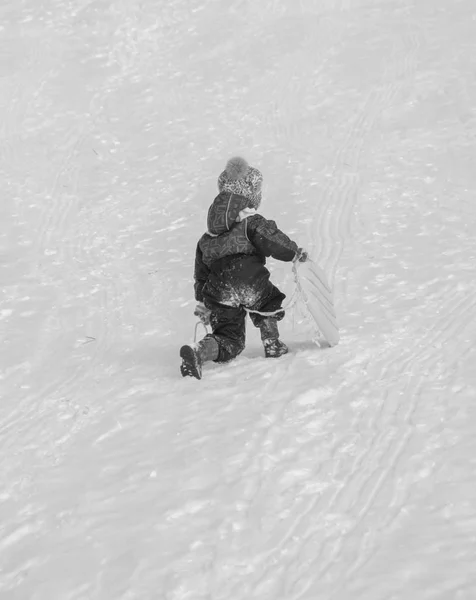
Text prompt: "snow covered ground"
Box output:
[[1, 0, 476, 598]]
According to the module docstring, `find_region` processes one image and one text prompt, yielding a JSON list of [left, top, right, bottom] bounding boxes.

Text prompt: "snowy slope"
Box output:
[[1, 0, 476, 598]]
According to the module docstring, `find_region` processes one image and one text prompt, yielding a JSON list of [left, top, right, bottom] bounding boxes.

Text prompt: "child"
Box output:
[[180, 157, 307, 380]]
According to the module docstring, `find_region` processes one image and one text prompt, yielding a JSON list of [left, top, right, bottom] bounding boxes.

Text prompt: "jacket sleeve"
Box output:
[[246, 215, 299, 262], [194, 242, 210, 302]]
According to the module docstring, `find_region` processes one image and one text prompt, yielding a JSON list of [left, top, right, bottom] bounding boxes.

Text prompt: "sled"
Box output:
[[294, 260, 340, 347]]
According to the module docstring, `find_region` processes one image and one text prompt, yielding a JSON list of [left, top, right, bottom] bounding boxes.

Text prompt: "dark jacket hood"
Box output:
[[207, 192, 250, 236]]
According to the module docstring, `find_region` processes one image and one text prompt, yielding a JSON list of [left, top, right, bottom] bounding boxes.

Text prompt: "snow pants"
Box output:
[[202, 258, 286, 363]]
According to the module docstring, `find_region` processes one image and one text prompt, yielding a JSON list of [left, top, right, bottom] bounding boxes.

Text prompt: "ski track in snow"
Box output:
[[1, 0, 476, 599]]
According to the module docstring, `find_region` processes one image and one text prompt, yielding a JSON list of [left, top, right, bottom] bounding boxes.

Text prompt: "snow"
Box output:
[[1, 0, 476, 598]]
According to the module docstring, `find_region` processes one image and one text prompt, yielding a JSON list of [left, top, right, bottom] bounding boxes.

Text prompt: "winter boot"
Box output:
[[259, 318, 289, 358], [180, 336, 219, 380]]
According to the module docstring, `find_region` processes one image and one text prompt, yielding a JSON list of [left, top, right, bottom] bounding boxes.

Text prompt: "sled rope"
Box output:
[[194, 320, 209, 342]]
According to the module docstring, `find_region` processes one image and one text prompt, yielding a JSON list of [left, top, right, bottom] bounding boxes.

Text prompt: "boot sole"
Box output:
[[265, 349, 289, 358], [180, 345, 202, 380]]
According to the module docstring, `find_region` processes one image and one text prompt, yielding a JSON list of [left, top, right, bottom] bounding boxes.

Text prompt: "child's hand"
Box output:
[[294, 248, 309, 263], [194, 302, 211, 326]]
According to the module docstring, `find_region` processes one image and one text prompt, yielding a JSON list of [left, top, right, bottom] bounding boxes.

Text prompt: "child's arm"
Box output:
[[194, 243, 210, 302], [246, 215, 301, 262]]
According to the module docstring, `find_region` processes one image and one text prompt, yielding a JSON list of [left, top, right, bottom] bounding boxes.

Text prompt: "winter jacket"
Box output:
[[194, 192, 299, 302]]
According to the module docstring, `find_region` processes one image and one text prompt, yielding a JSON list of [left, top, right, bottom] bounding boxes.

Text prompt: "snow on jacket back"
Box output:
[[194, 192, 300, 302]]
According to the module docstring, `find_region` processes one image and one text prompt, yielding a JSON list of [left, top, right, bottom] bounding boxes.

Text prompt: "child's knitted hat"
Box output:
[[217, 157, 263, 209]]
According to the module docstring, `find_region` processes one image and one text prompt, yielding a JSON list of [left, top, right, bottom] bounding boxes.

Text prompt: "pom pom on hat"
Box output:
[[224, 156, 250, 181]]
